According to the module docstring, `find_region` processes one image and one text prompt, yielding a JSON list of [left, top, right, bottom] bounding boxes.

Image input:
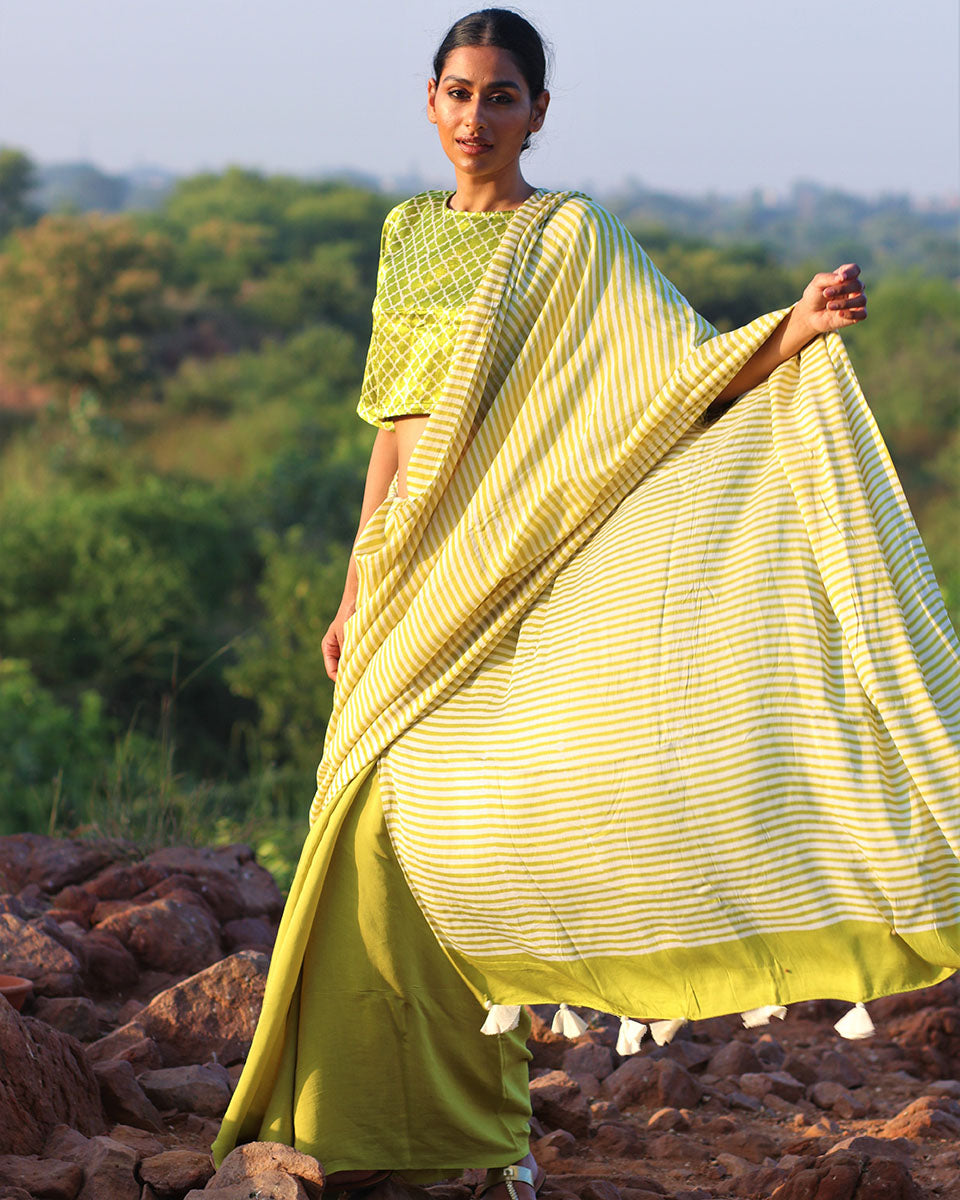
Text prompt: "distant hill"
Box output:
[[29, 160, 959, 279]]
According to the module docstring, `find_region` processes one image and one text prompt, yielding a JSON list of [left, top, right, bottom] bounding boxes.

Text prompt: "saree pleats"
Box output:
[[212, 767, 532, 1170]]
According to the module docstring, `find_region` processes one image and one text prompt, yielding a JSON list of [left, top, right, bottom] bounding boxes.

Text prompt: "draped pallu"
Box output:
[[217, 190, 960, 1156]]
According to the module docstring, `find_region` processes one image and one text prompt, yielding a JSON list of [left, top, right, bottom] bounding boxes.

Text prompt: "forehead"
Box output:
[[438, 44, 523, 85]]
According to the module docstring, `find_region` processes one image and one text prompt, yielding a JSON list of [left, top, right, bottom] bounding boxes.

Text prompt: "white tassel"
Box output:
[[649, 1018, 686, 1046], [834, 1003, 875, 1040], [480, 1003, 522, 1035], [551, 1003, 588, 1038], [740, 1004, 788, 1028], [616, 1017, 647, 1055]]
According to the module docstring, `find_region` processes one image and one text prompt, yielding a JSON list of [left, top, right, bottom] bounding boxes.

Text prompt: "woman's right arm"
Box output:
[[321, 427, 398, 681]]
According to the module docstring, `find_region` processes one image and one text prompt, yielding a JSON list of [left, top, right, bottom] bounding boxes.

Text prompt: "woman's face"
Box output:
[[427, 45, 548, 182]]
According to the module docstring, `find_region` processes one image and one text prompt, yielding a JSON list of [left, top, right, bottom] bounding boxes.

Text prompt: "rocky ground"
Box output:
[[1, 832, 958, 1200]]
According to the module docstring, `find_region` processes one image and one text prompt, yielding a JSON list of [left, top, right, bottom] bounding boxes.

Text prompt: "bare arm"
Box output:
[[322, 427, 398, 681], [714, 263, 867, 403]]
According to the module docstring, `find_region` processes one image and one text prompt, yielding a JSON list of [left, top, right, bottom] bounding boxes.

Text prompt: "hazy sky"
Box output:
[[2, 0, 958, 198]]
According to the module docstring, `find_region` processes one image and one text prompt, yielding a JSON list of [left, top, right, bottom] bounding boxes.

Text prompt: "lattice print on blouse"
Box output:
[[356, 191, 516, 429]]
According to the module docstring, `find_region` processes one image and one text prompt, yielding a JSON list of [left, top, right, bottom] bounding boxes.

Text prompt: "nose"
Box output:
[[463, 100, 486, 131]]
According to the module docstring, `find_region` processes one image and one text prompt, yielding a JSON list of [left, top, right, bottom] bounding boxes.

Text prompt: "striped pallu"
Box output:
[[314, 189, 960, 1022]]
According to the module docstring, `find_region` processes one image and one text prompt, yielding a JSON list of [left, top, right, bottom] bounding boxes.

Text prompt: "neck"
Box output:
[[448, 167, 535, 212]]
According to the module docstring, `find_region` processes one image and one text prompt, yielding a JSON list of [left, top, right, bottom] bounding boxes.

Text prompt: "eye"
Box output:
[[490, 93, 514, 104], [447, 88, 470, 99]]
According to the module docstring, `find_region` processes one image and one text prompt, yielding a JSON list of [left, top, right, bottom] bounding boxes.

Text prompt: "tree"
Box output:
[[0, 213, 171, 404], [0, 147, 39, 239]]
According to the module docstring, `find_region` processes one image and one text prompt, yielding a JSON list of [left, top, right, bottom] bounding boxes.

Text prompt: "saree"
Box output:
[[214, 189, 960, 1163]]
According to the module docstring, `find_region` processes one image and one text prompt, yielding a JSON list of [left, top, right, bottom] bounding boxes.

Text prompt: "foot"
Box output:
[[476, 1153, 543, 1200], [325, 1170, 392, 1195]]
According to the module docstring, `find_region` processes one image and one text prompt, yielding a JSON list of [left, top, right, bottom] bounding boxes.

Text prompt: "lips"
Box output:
[[457, 138, 492, 154]]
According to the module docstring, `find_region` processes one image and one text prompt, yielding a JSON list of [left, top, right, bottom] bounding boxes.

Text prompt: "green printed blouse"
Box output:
[[356, 190, 524, 429]]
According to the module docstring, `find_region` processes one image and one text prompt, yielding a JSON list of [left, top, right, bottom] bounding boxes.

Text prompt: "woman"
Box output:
[[213, 10, 960, 1198]]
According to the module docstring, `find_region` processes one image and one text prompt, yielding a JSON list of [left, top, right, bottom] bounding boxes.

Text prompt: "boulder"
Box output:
[[33, 997, 101, 1042], [809, 1081, 869, 1119], [78, 931, 139, 994], [655, 1060, 701, 1110], [139, 1150, 215, 1198], [0, 915, 81, 985], [604, 1054, 658, 1107], [142, 844, 283, 920], [707, 1041, 762, 1078], [91, 1060, 164, 1131], [221, 917, 277, 952], [136, 1063, 233, 1118], [94, 895, 221, 975], [881, 1095, 960, 1140], [769, 1151, 922, 1199], [0, 1000, 105, 1154], [0, 1155, 84, 1200], [0, 836, 116, 894], [208, 1142, 324, 1199], [70, 1136, 139, 1200], [528, 1070, 590, 1137], [888, 1005, 960, 1079], [562, 1040, 614, 1082], [85, 951, 268, 1068]]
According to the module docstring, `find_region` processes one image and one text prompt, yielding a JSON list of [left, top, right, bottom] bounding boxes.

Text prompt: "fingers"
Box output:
[[321, 629, 341, 681]]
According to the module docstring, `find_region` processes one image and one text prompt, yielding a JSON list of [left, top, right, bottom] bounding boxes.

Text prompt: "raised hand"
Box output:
[[798, 263, 868, 334]]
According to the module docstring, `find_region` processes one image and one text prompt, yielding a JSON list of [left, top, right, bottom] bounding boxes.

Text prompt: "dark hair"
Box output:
[[432, 9, 548, 151]]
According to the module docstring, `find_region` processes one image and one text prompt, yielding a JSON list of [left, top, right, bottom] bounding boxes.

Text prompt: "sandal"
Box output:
[[476, 1160, 546, 1200]]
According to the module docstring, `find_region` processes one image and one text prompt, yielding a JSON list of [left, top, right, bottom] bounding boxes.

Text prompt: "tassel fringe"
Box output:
[[480, 1003, 522, 1035], [551, 1003, 588, 1038], [616, 1017, 647, 1056], [834, 1003, 875, 1040], [649, 1018, 686, 1046], [741, 1004, 788, 1028]]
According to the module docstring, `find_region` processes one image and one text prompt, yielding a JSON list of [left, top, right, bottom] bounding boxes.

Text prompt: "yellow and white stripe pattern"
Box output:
[[313, 189, 960, 1017]]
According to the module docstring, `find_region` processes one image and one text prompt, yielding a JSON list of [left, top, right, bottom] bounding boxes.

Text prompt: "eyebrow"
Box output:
[[441, 75, 521, 90]]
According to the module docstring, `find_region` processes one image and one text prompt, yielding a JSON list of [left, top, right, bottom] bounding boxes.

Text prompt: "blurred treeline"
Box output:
[[0, 147, 957, 881]]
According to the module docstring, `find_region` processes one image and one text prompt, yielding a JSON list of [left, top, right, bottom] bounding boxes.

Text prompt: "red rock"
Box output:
[[780, 1053, 818, 1087], [210, 1142, 324, 1199], [136, 1063, 233, 1117], [590, 1123, 641, 1156], [655, 1060, 701, 1110], [103, 1125, 164, 1158], [647, 1107, 688, 1131], [526, 1006, 569, 1071], [809, 1081, 869, 1119], [0, 1188, 33, 1199], [716, 1129, 779, 1165], [562, 1040, 614, 1081], [766, 1072, 805, 1103], [33, 997, 101, 1042], [569, 1072, 602, 1100], [707, 1041, 762, 1078], [221, 916, 277, 951], [579, 1184, 621, 1200], [588, 1100, 620, 1123], [604, 1055, 657, 1107], [827, 1136, 914, 1165], [91, 1060, 164, 1131], [86, 1032, 163, 1072], [769, 1151, 922, 1200], [646, 1132, 710, 1163], [40, 1129, 92, 1163], [0, 836, 115, 894], [882, 1095, 960, 1139], [0, 1000, 105, 1154], [725, 1090, 763, 1113], [888, 1006, 960, 1079], [531, 1129, 577, 1162], [184, 1177, 309, 1200], [0, 1155, 83, 1200], [139, 1150, 215, 1197], [869, 978, 958, 1020], [737, 1073, 772, 1099], [0, 915, 81, 983], [94, 896, 221, 975], [50, 887, 98, 923], [79, 931, 139, 994], [137, 873, 245, 924], [85, 951, 267, 1068], [142, 844, 282, 920], [529, 1070, 590, 1137], [73, 1136, 139, 1200], [817, 1050, 864, 1090], [83, 864, 169, 901], [755, 1034, 785, 1068]]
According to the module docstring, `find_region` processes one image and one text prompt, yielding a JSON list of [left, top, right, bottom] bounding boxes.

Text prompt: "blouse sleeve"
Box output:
[[356, 205, 401, 431]]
